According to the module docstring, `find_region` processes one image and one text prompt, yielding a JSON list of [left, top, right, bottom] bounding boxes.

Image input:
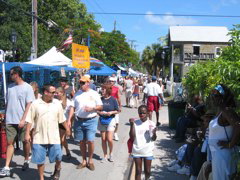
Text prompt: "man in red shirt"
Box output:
[[109, 77, 121, 141]]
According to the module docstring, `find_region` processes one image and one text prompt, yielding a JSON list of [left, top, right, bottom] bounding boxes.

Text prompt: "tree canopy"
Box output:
[[0, 0, 139, 66]]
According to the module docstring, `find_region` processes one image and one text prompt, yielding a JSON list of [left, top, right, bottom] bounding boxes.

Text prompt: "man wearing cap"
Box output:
[[108, 77, 122, 141], [67, 75, 102, 171], [143, 76, 163, 126]]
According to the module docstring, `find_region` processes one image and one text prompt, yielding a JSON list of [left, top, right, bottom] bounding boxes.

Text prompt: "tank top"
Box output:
[[208, 113, 233, 152]]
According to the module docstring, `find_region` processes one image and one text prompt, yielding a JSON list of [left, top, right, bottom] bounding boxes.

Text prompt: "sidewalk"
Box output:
[[130, 105, 188, 180]]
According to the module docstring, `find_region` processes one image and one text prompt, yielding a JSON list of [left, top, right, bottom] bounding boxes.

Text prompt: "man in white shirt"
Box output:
[[67, 75, 103, 171], [124, 76, 134, 107], [143, 76, 163, 126]]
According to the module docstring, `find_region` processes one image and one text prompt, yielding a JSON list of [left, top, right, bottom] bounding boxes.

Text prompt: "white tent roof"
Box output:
[[169, 26, 230, 43], [26, 46, 71, 66], [128, 68, 139, 76]]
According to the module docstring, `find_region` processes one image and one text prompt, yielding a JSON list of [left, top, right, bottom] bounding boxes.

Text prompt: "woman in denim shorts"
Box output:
[[98, 84, 119, 162], [129, 105, 157, 180]]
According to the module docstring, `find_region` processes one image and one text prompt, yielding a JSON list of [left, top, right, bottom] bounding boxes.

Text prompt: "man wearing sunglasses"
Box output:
[[0, 66, 35, 177], [24, 84, 70, 180], [67, 75, 103, 171]]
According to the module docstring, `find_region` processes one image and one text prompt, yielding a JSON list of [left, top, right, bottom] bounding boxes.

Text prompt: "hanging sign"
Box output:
[[72, 43, 90, 69]]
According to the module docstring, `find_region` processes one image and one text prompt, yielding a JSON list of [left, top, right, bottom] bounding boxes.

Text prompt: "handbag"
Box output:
[[99, 116, 113, 125]]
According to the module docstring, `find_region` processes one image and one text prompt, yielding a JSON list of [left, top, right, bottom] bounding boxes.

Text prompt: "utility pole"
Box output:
[[31, 0, 37, 60], [128, 40, 136, 49], [113, 20, 116, 31]]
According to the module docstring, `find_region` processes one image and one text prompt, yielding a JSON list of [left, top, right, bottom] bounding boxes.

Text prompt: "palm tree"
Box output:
[[141, 43, 164, 77]]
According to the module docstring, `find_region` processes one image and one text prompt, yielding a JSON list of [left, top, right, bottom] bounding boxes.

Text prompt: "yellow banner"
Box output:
[[72, 43, 90, 69]]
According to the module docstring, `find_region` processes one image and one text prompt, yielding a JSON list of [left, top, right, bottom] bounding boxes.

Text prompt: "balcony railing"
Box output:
[[184, 53, 215, 60]]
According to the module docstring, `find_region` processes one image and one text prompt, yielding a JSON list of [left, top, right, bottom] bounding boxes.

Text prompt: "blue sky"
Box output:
[[81, 0, 240, 53]]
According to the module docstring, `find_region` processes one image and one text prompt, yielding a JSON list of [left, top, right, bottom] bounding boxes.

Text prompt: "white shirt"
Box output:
[[132, 119, 156, 157], [74, 89, 102, 118], [143, 82, 162, 96]]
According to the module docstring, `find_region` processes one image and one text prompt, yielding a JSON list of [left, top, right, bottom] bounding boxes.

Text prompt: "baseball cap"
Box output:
[[109, 77, 116, 81], [79, 75, 90, 82], [152, 76, 157, 81]]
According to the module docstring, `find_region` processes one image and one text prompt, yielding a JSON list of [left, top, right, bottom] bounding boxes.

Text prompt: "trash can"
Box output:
[[168, 101, 186, 129]]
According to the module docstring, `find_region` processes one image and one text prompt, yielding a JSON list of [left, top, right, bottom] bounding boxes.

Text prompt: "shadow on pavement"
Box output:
[[150, 125, 188, 180]]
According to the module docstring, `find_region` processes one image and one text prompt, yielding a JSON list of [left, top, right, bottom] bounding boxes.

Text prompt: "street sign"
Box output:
[[72, 43, 90, 69]]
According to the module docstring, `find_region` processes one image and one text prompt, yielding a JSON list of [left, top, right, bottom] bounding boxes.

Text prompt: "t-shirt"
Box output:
[[26, 98, 65, 144], [133, 85, 140, 94], [132, 119, 156, 157], [143, 82, 162, 97], [125, 79, 133, 90], [101, 96, 119, 118], [111, 86, 119, 99], [6, 82, 35, 124], [74, 89, 103, 118], [65, 86, 73, 99]]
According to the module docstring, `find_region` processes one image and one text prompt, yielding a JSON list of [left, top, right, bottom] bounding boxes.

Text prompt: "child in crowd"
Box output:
[[129, 105, 157, 180]]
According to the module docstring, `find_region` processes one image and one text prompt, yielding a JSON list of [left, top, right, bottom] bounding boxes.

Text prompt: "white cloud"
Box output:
[[145, 11, 198, 26], [220, 0, 239, 6]]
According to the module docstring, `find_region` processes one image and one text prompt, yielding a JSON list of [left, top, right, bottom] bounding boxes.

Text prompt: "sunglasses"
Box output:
[[139, 112, 147, 114], [48, 91, 56, 94], [79, 81, 86, 85]]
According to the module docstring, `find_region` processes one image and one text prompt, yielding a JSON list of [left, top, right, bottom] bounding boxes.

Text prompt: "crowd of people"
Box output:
[[167, 84, 240, 180], [1, 65, 238, 180], [0, 66, 164, 180]]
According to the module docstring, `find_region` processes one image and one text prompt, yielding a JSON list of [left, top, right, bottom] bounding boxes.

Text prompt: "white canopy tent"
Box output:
[[128, 68, 139, 77], [26, 46, 72, 66]]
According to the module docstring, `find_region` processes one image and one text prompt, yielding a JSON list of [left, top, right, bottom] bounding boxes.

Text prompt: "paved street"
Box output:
[[0, 95, 188, 180]]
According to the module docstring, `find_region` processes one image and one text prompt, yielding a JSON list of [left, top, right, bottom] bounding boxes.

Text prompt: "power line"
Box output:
[[89, 12, 240, 18]]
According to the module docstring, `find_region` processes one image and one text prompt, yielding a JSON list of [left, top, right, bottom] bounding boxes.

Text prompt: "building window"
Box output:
[[215, 47, 221, 58], [193, 46, 200, 56]]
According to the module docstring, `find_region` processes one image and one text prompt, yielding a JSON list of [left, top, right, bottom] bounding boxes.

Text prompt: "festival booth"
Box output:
[[128, 68, 139, 77], [111, 64, 128, 76]]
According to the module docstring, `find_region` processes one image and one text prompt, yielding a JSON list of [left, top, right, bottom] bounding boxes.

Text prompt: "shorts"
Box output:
[[132, 155, 154, 160], [125, 89, 132, 98], [115, 114, 119, 124], [147, 96, 160, 112], [74, 116, 98, 141], [6, 124, 26, 142], [98, 117, 116, 132], [132, 94, 139, 97], [31, 144, 62, 164]]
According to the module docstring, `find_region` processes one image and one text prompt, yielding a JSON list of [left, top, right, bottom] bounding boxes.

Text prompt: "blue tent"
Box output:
[[89, 65, 116, 76], [0, 62, 77, 72]]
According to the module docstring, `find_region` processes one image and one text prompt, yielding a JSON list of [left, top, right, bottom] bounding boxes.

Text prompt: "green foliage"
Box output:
[[141, 43, 166, 76], [182, 25, 240, 105], [0, 0, 140, 65]]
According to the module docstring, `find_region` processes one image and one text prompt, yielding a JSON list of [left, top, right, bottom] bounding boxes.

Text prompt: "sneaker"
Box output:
[[108, 155, 114, 162], [167, 159, 178, 167], [177, 165, 190, 176], [100, 157, 108, 163], [0, 167, 11, 177], [22, 161, 29, 171], [114, 133, 119, 141], [167, 163, 181, 172]]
